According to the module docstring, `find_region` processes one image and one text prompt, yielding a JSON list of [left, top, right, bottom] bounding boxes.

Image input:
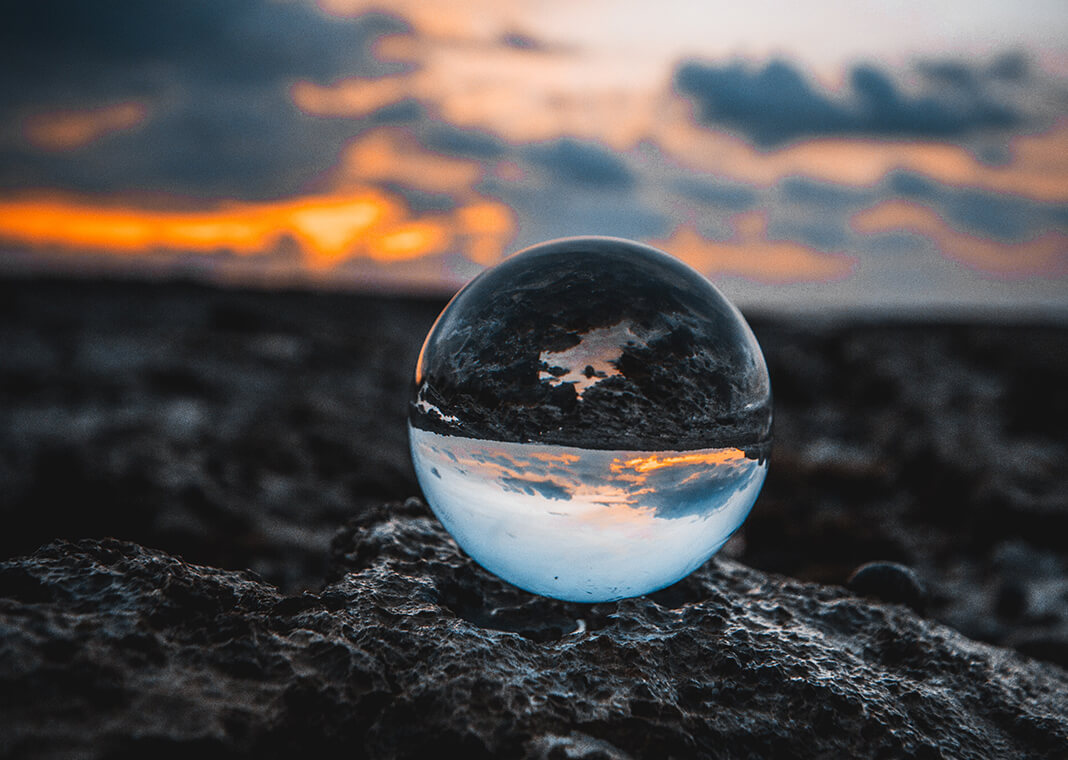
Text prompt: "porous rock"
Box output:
[[2, 499, 1065, 759]]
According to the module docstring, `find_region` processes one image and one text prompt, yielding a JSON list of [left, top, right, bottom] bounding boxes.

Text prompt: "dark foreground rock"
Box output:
[[2, 500, 1066, 759]]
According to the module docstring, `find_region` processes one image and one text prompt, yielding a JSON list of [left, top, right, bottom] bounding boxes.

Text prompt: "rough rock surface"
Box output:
[[2, 501, 1066, 759]]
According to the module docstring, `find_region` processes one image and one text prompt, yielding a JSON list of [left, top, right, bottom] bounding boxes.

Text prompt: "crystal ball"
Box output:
[[409, 237, 771, 602]]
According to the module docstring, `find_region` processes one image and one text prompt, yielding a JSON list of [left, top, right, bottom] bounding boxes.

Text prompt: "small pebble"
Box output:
[[847, 561, 926, 613], [994, 581, 1028, 619]]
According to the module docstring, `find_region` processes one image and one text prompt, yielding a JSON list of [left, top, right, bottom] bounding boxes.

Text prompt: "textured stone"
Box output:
[[1, 500, 1066, 759]]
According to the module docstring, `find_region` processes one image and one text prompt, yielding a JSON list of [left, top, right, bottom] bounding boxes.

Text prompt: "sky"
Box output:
[[0, 0, 1066, 314], [409, 426, 766, 599]]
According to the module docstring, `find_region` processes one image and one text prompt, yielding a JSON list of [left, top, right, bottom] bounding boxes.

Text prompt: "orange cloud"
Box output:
[[317, 0, 524, 40], [22, 102, 149, 151], [455, 201, 515, 265], [851, 200, 1068, 277], [335, 127, 484, 194], [294, 65, 659, 150], [648, 212, 856, 284], [291, 76, 407, 119], [657, 102, 1068, 203], [293, 13, 662, 150], [296, 28, 1068, 209], [0, 188, 515, 270], [611, 449, 748, 476], [314, 2, 1068, 203]]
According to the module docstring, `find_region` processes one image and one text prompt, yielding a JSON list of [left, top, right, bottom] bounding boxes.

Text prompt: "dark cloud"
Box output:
[[380, 183, 463, 214], [884, 171, 1068, 242], [769, 219, 850, 250], [917, 61, 979, 91], [525, 138, 634, 189], [779, 177, 872, 209], [639, 461, 760, 520], [989, 52, 1030, 82], [671, 178, 757, 210], [674, 58, 1020, 147], [499, 32, 542, 51], [974, 144, 1013, 168], [423, 124, 507, 160], [945, 189, 1065, 242], [0, 1, 408, 198], [919, 53, 1033, 98], [500, 476, 572, 501], [769, 169, 1067, 247], [0, 1, 407, 98], [365, 99, 426, 126], [496, 183, 668, 244], [885, 171, 939, 200], [484, 139, 657, 245]]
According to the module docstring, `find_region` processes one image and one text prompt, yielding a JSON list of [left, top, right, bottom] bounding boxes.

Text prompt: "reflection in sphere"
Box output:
[[409, 237, 771, 602]]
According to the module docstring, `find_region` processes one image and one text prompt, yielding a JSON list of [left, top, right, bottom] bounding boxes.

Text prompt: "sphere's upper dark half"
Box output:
[[411, 237, 772, 452]]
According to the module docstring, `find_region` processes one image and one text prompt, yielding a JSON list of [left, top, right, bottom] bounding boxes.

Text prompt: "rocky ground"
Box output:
[[1, 276, 1066, 757]]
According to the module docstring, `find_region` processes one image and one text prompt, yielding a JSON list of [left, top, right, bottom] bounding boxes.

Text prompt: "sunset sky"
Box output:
[[1, 0, 1066, 313]]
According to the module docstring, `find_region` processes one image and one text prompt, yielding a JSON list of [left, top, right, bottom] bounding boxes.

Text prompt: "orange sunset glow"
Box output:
[[0, 190, 514, 269], [1, 0, 1065, 311], [612, 449, 749, 476]]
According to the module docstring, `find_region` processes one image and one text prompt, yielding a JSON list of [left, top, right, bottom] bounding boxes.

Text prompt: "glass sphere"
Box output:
[[409, 237, 771, 602]]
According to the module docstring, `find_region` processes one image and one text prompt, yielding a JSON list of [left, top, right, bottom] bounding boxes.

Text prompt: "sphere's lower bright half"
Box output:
[[411, 427, 767, 602]]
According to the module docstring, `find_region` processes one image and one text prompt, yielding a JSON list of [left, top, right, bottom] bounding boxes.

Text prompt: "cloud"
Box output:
[[919, 52, 1030, 87], [291, 77, 413, 120], [778, 176, 874, 209], [22, 102, 149, 151], [0, 0, 1064, 310], [524, 138, 634, 189], [851, 200, 1068, 278], [0, 1, 405, 97], [670, 178, 757, 211], [674, 58, 1021, 147], [987, 52, 1030, 82], [655, 104, 1068, 203], [501, 475, 573, 501], [647, 212, 856, 284], [499, 32, 544, 52], [495, 183, 667, 248], [0, 1, 407, 198], [300, 3, 664, 149], [883, 171, 1068, 243], [637, 460, 760, 520], [334, 127, 486, 194], [422, 124, 508, 161]]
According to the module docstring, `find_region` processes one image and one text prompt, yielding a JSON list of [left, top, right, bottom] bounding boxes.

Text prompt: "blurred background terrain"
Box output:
[[2, 278, 1066, 669], [0, 1, 1066, 670]]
